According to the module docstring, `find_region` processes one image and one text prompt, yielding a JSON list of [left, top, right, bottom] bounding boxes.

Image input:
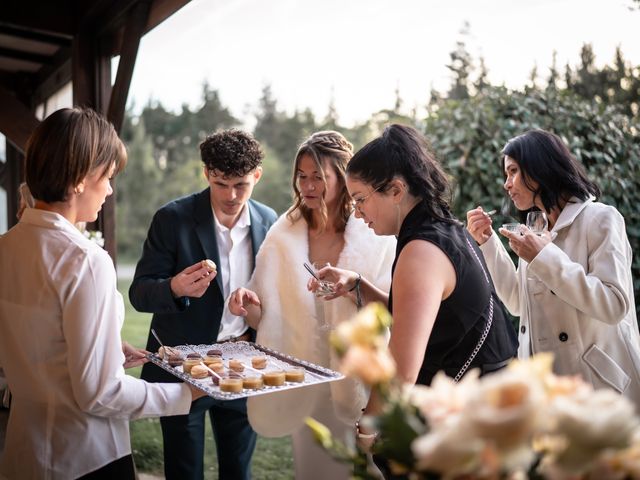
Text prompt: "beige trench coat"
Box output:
[[479, 197, 640, 408]]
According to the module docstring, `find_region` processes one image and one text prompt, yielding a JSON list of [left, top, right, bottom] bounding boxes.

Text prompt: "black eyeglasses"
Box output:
[[352, 185, 383, 210]]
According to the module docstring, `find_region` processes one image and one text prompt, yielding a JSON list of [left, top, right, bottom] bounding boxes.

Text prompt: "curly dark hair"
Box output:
[[199, 129, 263, 177]]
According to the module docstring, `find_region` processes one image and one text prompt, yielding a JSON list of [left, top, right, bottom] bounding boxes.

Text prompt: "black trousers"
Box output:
[[160, 396, 257, 480], [77, 454, 135, 480]]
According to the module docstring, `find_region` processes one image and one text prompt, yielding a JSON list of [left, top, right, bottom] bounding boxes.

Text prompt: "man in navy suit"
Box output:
[[129, 129, 277, 480]]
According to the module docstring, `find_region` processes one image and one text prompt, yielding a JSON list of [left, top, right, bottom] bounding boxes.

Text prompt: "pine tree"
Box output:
[[547, 51, 559, 91], [474, 56, 489, 94], [528, 64, 539, 91], [575, 43, 601, 100], [320, 87, 339, 131], [564, 63, 574, 90], [446, 22, 473, 100]]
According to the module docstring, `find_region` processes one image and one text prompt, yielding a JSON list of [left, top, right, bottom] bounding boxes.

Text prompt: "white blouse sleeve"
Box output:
[[62, 247, 191, 419]]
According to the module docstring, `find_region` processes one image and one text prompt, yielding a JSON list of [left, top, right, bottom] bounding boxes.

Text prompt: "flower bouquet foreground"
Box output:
[[305, 303, 640, 480]]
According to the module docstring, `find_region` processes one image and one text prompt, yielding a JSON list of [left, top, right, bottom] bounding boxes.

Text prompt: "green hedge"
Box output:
[[424, 86, 640, 321]]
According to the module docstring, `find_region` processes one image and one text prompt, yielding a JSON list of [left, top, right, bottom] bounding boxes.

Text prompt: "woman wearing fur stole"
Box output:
[[229, 131, 396, 479]]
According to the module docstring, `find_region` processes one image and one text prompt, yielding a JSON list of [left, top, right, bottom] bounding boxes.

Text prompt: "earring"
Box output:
[[395, 203, 402, 232]]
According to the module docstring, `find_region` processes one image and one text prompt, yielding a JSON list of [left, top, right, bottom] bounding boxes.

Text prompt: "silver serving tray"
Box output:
[[147, 341, 345, 400]]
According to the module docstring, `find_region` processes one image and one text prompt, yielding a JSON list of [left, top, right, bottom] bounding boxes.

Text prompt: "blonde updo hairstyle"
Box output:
[[287, 131, 354, 232]]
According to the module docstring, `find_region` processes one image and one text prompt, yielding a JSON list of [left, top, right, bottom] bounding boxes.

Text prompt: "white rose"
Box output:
[[412, 415, 485, 477], [544, 388, 638, 475], [463, 370, 546, 471], [590, 427, 640, 480], [409, 370, 479, 428]]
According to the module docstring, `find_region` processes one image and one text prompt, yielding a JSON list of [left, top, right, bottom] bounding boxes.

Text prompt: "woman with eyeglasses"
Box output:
[[466, 129, 640, 407], [312, 125, 518, 471], [228, 131, 395, 479]]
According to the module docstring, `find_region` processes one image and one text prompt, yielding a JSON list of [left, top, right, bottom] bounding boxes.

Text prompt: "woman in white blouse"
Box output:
[[0, 108, 203, 480]]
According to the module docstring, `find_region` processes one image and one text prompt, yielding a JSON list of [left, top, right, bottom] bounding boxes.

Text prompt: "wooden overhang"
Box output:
[[0, 0, 191, 262]]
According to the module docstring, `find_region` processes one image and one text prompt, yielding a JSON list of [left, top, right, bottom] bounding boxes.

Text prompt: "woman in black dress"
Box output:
[[312, 124, 518, 460]]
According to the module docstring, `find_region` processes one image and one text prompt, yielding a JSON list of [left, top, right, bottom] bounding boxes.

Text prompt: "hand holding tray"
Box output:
[[147, 341, 344, 400]]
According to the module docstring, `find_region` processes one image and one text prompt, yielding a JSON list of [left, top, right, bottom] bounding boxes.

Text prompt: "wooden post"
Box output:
[[0, 86, 37, 228], [72, 29, 117, 263], [107, 1, 151, 133], [5, 145, 25, 230], [0, 84, 39, 153]]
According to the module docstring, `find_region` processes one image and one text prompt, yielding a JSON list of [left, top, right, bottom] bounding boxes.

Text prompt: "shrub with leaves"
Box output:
[[425, 87, 640, 320]]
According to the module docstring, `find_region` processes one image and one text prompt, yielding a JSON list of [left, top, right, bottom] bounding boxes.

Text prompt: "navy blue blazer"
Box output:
[[130, 188, 277, 383]]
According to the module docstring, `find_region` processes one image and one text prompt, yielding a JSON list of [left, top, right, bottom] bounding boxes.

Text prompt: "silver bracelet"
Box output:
[[355, 419, 377, 439]]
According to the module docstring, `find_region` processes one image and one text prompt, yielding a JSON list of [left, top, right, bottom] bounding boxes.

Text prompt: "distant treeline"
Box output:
[[117, 39, 640, 317]]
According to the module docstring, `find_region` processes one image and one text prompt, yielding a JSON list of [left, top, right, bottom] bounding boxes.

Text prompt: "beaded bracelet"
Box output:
[[348, 273, 362, 309]]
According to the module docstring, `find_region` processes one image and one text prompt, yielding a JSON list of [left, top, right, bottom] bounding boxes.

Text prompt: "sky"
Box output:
[[126, 0, 640, 127]]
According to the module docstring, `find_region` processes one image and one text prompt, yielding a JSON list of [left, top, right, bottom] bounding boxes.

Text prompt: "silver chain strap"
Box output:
[[453, 237, 495, 383]]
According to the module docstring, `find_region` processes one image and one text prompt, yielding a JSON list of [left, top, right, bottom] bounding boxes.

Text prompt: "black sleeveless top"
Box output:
[[389, 203, 518, 385]]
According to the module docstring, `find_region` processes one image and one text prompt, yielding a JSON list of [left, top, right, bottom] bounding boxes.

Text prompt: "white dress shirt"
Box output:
[[213, 205, 252, 341], [0, 208, 191, 480]]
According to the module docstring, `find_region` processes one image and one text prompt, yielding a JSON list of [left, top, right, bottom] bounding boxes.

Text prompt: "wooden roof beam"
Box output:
[[107, 0, 151, 133], [32, 55, 72, 108], [0, 46, 53, 65], [0, 3, 75, 37], [83, 0, 191, 58], [145, 0, 191, 35], [0, 24, 72, 46], [78, 0, 139, 38], [85, 0, 191, 40], [0, 83, 39, 153]]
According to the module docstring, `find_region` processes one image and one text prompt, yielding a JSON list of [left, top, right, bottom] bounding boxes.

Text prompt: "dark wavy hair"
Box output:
[[26, 107, 126, 203], [287, 131, 354, 232], [502, 129, 601, 214], [199, 129, 263, 177], [347, 124, 455, 224]]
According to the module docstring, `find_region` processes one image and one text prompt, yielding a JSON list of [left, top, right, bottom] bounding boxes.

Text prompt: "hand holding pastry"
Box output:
[[170, 260, 216, 298], [201, 259, 217, 275]]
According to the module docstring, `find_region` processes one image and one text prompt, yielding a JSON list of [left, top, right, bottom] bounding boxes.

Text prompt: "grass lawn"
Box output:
[[117, 278, 294, 479]]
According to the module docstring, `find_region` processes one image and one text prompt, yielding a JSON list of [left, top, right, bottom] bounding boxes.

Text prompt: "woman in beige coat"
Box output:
[[467, 129, 640, 408]]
